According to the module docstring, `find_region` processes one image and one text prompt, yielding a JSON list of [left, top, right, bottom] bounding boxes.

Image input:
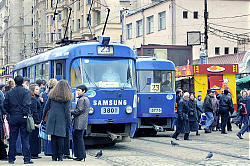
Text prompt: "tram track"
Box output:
[[87, 151, 124, 166], [137, 137, 249, 160], [193, 137, 249, 150], [87, 143, 202, 165]]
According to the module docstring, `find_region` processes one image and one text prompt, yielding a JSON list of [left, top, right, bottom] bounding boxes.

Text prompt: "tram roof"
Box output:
[[13, 42, 135, 70], [136, 58, 175, 71]]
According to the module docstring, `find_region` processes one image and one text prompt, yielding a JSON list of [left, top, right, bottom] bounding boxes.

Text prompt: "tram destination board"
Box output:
[[97, 45, 114, 55]]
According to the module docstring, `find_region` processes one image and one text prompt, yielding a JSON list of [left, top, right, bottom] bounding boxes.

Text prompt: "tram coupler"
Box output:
[[153, 125, 164, 132], [107, 132, 122, 141]]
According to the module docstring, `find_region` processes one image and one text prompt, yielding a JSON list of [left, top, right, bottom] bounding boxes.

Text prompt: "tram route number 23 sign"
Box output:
[[150, 83, 161, 93]]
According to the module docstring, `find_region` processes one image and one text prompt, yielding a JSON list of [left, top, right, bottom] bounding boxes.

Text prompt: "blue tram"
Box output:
[[12, 37, 138, 145], [135, 57, 176, 136]]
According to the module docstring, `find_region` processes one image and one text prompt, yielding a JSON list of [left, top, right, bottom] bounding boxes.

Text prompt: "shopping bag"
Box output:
[[3, 117, 10, 139], [39, 121, 48, 140], [27, 114, 35, 133]]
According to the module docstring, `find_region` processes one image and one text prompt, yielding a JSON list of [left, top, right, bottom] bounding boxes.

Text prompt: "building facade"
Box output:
[[0, 0, 33, 72], [123, 0, 250, 61]]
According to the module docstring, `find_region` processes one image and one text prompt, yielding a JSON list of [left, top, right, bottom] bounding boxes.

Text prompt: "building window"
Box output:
[[183, 11, 188, 19], [51, 33, 54, 42], [224, 47, 229, 54], [78, 0, 81, 10], [158, 11, 166, 30], [146, 15, 154, 34], [51, 15, 54, 24], [78, 19, 81, 31], [58, 11, 62, 21], [136, 19, 143, 37], [32, 18, 33, 25], [96, 11, 101, 25], [215, 47, 220, 55], [72, 20, 74, 31], [194, 11, 198, 19], [234, 47, 238, 54], [51, 0, 53, 8], [126, 23, 132, 39], [58, 29, 61, 40]]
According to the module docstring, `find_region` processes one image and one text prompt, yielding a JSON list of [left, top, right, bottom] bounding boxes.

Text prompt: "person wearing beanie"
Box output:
[[218, 88, 234, 134]]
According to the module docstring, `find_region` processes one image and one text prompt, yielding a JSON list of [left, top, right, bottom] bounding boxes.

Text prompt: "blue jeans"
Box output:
[[204, 112, 214, 130], [239, 115, 249, 135], [8, 117, 31, 162]]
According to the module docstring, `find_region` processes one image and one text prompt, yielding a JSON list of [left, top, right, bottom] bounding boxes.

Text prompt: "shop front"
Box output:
[[176, 64, 239, 109]]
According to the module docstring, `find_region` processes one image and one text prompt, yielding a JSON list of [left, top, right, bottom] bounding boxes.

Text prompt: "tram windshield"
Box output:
[[70, 58, 136, 89], [137, 70, 175, 93]]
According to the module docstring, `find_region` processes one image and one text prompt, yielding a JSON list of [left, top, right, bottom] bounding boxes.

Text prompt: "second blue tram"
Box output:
[[135, 57, 176, 136], [12, 37, 138, 145]]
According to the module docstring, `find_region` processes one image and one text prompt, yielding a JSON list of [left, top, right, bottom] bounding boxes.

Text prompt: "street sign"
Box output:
[[187, 31, 201, 46]]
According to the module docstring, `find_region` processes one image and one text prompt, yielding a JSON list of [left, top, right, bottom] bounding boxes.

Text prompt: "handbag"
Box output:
[[39, 121, 48, 140], [3, 117, 10, 139], [27, 114, 35, 133], [183, 113, 188, 120]]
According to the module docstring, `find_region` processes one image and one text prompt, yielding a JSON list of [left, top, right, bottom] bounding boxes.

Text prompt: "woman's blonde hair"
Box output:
[[45, 78, 58, 93], [48, 80, 72, 102], [240, 89, 248, 97]]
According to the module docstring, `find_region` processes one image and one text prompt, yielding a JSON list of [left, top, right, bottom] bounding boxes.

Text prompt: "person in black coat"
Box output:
[[203, 89, 215, 133], [218, 89, 234, 134], [0, 84, 7, 160], [3, 75, 33, 164], [172, 92, 190, 140], [29, 84, 42, 159], [188, 92, 199, 136], [42, 80, 72, 161]]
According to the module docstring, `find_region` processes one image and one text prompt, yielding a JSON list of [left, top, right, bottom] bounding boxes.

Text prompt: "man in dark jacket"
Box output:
[[172, 92, 190, 140], [219, 89, 234, 134], [203, 89, 215, 133], [3, 75, 33, 164], [236, 92, 249, 139]]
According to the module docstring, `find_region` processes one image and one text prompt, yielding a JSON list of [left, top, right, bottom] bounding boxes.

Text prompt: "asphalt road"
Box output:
[[0, 125, 249, 165]]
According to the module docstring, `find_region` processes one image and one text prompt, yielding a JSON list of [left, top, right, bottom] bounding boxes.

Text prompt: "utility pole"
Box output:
[[203, 0, 208, 64]]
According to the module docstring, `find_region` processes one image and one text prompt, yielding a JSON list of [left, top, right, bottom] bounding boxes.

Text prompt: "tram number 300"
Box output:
[[101, 107, 119, 114]]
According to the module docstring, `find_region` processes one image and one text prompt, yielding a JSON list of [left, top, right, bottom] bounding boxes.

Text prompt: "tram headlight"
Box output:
[[125, 106, 133, 114], [89, 107, 94, 114]]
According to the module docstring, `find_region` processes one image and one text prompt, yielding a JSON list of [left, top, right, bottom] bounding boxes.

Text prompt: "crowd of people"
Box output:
[[0, 76, 89, 164], [172, 87, 250, 140], [0, 75, 249, 164]]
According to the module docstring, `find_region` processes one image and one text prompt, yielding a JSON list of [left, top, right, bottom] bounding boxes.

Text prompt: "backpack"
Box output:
[[239, 104, 247, 115]]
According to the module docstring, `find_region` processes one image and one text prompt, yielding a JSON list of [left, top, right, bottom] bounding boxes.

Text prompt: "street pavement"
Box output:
[[0, 125, 249, 165]]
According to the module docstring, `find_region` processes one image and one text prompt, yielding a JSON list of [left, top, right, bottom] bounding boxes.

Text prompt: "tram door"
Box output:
[[52, 60, 65, 80]]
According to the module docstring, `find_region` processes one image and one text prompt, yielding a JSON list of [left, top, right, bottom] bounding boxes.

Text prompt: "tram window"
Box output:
[[56, 63, 62, 75], [30, 66, 35, 83], [27, 67, 30, 78], [35, 64, 42, 81], [70, 59, 83, 88], [137, 70, 175, 93], [23, 68, 27, 77], [70, 58, 136, 89], [41, 64, 45, 78], [44, 62, 49, 81]]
